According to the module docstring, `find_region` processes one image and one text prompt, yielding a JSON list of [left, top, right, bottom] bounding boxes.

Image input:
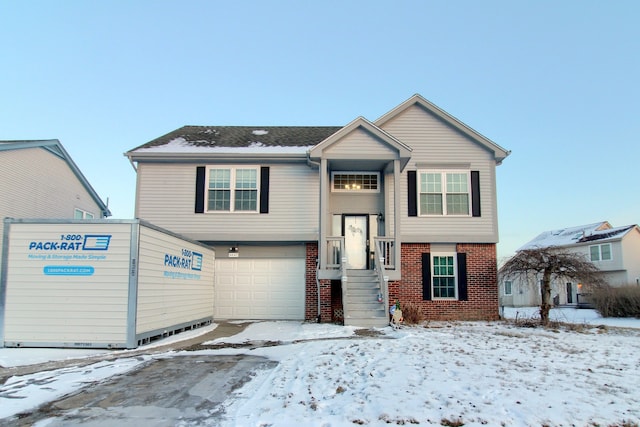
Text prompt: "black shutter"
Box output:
[[259, 166, 270, 214], [471, 171, 481, 217], [422, 252, 431, 300], [457, 252, 468, 301], [195, 166, 205, 213], [408, 171, 417, 217]]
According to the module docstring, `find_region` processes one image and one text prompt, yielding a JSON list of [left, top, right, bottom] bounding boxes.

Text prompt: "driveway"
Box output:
[[1, 322, 277, 427]]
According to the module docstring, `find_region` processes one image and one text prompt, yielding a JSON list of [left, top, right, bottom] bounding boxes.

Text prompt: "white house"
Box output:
[[499, 221, 640, 307]]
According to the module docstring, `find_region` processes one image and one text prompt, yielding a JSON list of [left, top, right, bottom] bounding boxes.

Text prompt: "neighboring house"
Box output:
[[499, 221, 640, 307], [125, 94, 510, 327], [0, 140, 111, 272]]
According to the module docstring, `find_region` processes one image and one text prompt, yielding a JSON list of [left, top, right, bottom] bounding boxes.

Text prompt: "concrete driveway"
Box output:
[[1, 322, 277, 426]]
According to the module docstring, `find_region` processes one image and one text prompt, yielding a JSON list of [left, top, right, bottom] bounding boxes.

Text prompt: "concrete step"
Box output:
[[343, 269, 387, 328], [345, 301, 385, 310]]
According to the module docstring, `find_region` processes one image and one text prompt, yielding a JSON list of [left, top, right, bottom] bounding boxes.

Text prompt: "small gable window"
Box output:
[[590, 243, 612, 261], [207, 166, 259, 212], [332, 172, 379, 192], [418, 170, 470, 216], [74, 208, 94, 219]]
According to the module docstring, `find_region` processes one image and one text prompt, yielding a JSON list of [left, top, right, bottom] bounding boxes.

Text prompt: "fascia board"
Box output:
[[126, 152, 309, 163]]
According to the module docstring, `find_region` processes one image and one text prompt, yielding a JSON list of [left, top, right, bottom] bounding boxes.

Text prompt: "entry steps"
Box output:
[[343, 269, 388, 328]]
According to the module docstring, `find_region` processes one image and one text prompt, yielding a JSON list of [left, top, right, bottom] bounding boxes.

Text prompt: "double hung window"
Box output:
[[431, 254, 457, 299], [419, 171, 470, 215], [589, 243, 612, 261], [207, 167, 258, 212]]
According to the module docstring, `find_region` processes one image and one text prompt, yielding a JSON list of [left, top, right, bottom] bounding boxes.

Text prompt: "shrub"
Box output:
[[590, 285, 640, 318], [401, 301, 425, 325]]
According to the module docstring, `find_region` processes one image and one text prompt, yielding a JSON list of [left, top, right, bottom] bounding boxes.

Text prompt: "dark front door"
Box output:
[[566, 282, 573, 304]]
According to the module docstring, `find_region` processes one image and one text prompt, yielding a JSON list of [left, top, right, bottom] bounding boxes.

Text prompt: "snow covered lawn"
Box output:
[[1, 309, 639, 426]]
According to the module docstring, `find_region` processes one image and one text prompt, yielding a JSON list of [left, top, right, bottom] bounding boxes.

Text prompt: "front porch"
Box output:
[[321, 237, 396, 328]]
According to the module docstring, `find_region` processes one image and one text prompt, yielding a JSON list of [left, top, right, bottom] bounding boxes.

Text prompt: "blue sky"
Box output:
[[2, 1, 638, 260]]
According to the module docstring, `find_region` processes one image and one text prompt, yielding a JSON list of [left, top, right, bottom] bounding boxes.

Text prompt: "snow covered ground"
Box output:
[[1, 309, 639, 426]]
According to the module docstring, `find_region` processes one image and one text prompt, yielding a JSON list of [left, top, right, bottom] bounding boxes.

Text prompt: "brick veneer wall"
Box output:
[[306, 242, 499, 323], [396, 242, 499, 321], [305, 243, 333, 322]]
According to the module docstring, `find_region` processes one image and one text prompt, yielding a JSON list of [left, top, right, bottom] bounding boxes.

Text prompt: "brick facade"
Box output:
[[306, 242, 499, 323], [395, 243, 499, 321]]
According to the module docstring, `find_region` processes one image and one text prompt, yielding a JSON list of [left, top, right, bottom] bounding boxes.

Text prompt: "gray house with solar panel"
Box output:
[[125, 94, 510, 327], [499, 221, 640, 307]]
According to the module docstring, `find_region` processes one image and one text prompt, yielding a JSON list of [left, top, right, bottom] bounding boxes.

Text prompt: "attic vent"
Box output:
[[252, 130, 269, 136]]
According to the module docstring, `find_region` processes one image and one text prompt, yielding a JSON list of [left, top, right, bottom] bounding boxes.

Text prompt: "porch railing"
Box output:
[[326, 236, 344, 270], [374, 238, 390, 319], [373, 237, 395, 270]]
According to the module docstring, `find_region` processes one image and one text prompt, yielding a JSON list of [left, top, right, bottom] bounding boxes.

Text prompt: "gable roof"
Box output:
[[0, 140, 111, 217], [308, 116, 412, 169], [518, 221, 638, 250], [375, 94, 511, 164]]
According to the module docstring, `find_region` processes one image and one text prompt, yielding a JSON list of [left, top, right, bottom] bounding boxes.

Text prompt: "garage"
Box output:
[[214, 257, 305, 320]]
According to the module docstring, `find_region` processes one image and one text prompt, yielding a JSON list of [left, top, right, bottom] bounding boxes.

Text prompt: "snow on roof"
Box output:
[[518, 221, 636, 250], [133, 137, 312, 154]]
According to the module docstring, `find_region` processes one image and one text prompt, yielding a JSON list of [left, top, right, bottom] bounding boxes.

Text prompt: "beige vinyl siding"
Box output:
[[0, 147, 104, 273], [135, 162, 319, 242], [380, 104, 500, 243], [0, 147, 102, 220], [324, 128, 398, 159], [621, 230, 640, 285], [2, 223, 132, 345], [135, 225, 214, 334]]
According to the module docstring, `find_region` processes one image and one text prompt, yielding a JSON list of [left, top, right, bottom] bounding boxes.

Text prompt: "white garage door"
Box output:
[[214, 258, 305, 320]]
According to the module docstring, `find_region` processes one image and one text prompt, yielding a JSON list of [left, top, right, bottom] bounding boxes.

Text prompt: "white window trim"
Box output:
[[331, 171, 380, 193], [431, 252, 458, 300], [504, 280, 513, 296], [205, 165, 261, 213], [74, 208, 95, 219], [418, 169, 471, 217], [590, 243, 612, 262]]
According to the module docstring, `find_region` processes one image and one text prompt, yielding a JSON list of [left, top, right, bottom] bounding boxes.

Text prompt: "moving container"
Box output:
[[0, 219, 214, 349]]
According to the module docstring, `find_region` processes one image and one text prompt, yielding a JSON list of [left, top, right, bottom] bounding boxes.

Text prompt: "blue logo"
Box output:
[[83, 235, 111, 250], [192, 252, 203, 271]]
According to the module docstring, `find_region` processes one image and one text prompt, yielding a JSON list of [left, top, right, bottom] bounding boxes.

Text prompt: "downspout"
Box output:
[[307, 152, 322, 321]]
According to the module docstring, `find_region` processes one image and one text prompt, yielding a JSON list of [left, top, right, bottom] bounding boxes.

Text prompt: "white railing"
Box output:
[[326, 237, 344, 270], [374, 237, 395, 270], [374, 238, 390, 318], [341, 256, 348, 319]]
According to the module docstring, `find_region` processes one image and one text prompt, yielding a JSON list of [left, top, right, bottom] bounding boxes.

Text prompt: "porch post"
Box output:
[[318, 158, 328, 270], [393, 159, 402, 268]]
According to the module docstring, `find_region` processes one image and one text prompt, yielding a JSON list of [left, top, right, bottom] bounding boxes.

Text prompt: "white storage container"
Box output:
[[0, 219, 214, 349]]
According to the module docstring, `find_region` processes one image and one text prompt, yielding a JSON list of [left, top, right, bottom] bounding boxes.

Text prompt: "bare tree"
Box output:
[[500, 247, 607, 325]]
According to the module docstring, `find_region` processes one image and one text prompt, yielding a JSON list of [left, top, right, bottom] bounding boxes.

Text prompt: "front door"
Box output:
[[566, 282, 573, 304], [343, 215, 368, 269]]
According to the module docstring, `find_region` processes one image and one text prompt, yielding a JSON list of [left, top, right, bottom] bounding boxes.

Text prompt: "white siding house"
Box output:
[[126, 94, 511, 326], [499, 221, 640, 307], [0, 140, 111, 273]]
